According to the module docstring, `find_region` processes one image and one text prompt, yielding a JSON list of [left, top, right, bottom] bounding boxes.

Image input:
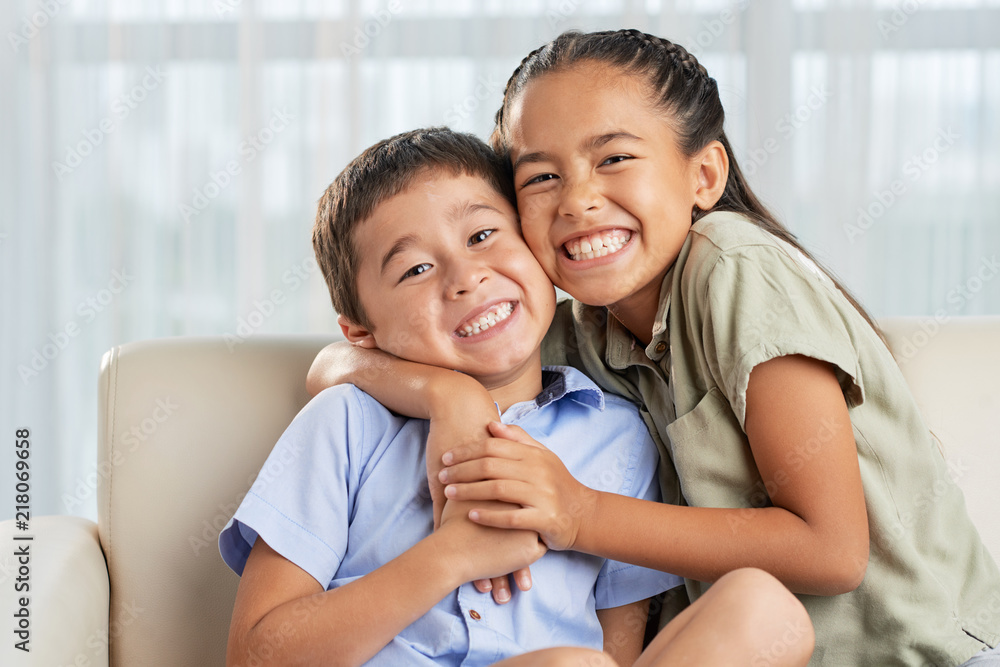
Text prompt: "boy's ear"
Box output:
[[338, 314, 380, 349], [692, 139, 729, 211]]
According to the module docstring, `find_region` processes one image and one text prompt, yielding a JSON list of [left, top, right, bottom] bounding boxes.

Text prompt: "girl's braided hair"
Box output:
[[491, 28, 882, 337]]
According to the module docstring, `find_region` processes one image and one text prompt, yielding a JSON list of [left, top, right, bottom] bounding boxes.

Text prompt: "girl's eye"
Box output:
[[522, 173, 557, 187], [468, 229, 495, 246], [601, 155, 631, 166], [400, 263, 431, 281]]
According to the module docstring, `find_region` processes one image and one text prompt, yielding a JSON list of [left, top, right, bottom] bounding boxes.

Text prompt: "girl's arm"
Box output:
[[305, 340, 531, 603], [440, 355, 870, 596], [226, 502, 546, 667]]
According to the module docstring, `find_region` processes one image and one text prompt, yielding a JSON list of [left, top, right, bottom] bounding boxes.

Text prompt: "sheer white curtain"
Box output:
[[2, 0, 998, 521]]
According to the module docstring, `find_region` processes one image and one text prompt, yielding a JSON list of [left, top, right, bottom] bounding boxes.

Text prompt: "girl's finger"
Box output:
[[487, 422, 549, 450], [466, 506, 536, 531], [438, 456, 533, 485], [444, 479, 536, 505], [442, 436, 522, 466]]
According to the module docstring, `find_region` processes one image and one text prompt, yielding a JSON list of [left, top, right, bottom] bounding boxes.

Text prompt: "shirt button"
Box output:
[[469, 610, 481, 620], [654, 341, 667, 354]]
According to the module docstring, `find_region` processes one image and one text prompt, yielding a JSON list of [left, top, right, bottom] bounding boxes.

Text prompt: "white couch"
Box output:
[[1, 317, 998, 667]]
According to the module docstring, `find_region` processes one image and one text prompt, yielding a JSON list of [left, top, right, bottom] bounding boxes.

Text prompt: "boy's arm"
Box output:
[[596, 599, 650, 667], [305, 340, 529, 604], [227, 502, 546, 667], [306, 341, 497, 520]]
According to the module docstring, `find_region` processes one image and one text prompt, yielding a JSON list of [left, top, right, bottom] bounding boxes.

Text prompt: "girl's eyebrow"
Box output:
[[512, 131, 642, 173]]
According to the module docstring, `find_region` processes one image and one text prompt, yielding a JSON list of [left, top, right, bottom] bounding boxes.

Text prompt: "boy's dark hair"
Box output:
[[313, 127, 516, 329]]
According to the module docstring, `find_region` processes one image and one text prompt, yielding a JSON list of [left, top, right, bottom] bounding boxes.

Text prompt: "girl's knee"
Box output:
[[494, 647, 619, 667], [715, 568, 815, 666]]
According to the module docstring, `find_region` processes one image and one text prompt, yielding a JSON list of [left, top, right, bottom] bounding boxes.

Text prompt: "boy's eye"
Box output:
[[400, 263, 431, 281], [522, 173, 557, 187], [468, 229, 495, 246], [600, 155, 631, 166]]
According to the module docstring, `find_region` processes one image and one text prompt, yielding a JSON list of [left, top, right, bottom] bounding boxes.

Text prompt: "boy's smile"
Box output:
[[346, 171, 556, 405]]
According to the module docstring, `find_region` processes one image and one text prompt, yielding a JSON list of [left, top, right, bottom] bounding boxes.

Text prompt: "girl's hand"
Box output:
[[438, 422, 598, 551], [437, 496, 547, 585]]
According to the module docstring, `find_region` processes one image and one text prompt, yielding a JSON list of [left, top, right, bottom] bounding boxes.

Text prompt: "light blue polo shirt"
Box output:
[[219, 366, 681, 666]]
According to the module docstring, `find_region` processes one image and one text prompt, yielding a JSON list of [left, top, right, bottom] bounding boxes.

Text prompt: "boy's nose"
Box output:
[[558, 178, 602, 219], [446, 260, 489, 298]]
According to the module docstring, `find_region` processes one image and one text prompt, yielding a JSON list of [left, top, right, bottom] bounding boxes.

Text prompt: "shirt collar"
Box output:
[[501, 366, 605, 422], [536, 365, 605, 410], [605, 267, 673, 370]]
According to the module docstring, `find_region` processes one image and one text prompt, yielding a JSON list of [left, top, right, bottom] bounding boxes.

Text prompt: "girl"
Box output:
[[309, 29, 1000, 666]]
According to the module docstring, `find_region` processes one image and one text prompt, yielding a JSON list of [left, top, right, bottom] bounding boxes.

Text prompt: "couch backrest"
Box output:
[[98, 336, 329, 667], [96, 320, 999, 666], [879, 316, 1000, 561]]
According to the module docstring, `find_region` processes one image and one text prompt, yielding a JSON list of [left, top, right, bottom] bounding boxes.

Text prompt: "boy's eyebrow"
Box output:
[[379, 201, 501, 276], [380, 233, 419, 276], [446, 200, 499, 221], [512, 131, 642, 173]]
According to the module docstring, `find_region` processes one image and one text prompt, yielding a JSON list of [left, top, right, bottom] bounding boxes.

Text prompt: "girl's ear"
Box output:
[[338, 314, 380, 349], [692, 139, 729, 211]]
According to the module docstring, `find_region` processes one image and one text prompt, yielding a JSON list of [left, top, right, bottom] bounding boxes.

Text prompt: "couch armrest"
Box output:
[[0, 515, 110, 667]]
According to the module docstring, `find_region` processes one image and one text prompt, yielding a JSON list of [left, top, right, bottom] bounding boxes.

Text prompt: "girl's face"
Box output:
[[506, 64, 708, 324]]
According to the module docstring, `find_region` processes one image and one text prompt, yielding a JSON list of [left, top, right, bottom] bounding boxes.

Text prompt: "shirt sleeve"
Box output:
[[695, 242, 866, 431], [218, 385, 365, 588], [593, 403, 685, 609]]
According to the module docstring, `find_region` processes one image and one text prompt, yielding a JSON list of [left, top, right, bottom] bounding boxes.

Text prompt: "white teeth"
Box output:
[[457, 302, 514, 338], [565, 230, 631, 261]]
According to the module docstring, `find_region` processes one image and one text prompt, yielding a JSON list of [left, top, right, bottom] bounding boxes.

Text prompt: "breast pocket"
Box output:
[[665, 386, 768, 510]]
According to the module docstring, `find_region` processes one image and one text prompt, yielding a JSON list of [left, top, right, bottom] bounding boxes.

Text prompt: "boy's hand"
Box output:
[[438, 422, 598, 551], [437, 496, 547, 584]]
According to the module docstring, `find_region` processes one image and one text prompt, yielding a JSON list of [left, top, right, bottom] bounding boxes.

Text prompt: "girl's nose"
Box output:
[[558, 178, 603, 219]]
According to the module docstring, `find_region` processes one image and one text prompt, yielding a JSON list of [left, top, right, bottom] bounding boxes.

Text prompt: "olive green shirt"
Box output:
[[542, 211, 1000, 666]]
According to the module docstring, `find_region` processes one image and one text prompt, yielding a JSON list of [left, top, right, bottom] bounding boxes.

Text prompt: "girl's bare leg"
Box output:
[[494, 647, 619, 667], [635, 568, 814, 667]]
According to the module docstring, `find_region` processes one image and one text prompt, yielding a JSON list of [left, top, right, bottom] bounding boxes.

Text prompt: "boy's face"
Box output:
[[346, 171, 556, 391]]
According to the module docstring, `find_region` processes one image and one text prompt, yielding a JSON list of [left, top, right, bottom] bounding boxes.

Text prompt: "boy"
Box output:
[[219, 128, 812, 666]]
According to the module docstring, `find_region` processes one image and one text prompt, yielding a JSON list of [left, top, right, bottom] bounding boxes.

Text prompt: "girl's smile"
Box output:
[[506, 63, 723, 341]]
